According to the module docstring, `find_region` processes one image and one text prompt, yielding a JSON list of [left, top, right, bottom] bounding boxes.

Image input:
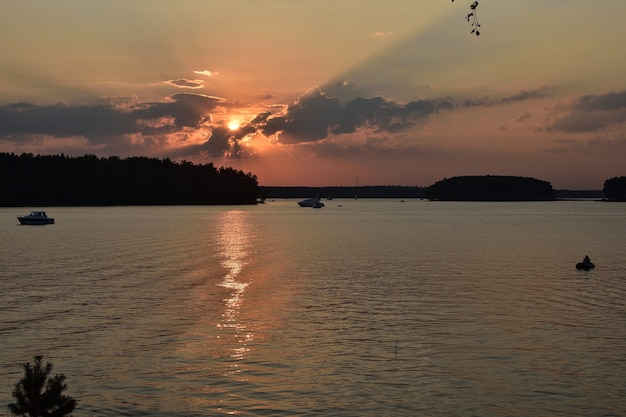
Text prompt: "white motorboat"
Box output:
[[18, 211, 55, 225], [298, 197, 325, 208]]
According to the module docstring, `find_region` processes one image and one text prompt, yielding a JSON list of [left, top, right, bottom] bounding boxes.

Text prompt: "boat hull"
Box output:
[[298, 198, 324, 208], [18, 217, 55, 225], [576, 262, 595, 270]]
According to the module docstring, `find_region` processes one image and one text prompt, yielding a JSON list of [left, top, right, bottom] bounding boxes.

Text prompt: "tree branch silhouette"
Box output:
[[452, 0, 481, 36]]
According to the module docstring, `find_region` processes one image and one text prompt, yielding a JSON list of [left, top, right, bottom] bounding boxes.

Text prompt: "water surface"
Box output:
[[1, 201, 625, 416]]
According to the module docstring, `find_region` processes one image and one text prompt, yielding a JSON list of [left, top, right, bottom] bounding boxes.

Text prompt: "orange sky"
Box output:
[[1, 1, 625, 189]]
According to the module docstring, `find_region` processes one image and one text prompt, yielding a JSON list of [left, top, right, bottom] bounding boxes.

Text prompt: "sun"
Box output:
[[228, 120, 241, 131]]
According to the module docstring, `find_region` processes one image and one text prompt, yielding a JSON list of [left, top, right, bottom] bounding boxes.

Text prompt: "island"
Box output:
[[424, 175, 555, 201]]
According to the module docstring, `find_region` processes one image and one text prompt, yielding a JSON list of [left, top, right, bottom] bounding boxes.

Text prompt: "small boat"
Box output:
[[18, 211, 55, 225], [298, 197, 325, 208], [576, 262, 595, 271], [576, 255, 594, 270]]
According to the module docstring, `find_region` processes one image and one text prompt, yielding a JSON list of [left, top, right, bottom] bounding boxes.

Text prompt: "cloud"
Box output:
[[133, 93, 225, 128], [0, 101, 137, 143], [194, 70, 219, 77], [162, 88, 457, 160], [464, 86, 549, 107], [0, 92, 244, 159], [500, 86, 549, 104], [259, 89, 342, 143], [257, 88, 453, 144], [182, 125, 234, 158], [0, 93, 225, 151], [543, 89, 626, 133], [569, 90, 626, 111], [165, 78, 204, 89]]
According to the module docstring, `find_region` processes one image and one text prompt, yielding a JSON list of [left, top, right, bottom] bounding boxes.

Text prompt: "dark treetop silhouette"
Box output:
[[8, 356, 76, 417]]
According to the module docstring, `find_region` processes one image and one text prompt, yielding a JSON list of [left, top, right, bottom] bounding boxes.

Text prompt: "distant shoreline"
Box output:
[[261, 186, 604, 200]]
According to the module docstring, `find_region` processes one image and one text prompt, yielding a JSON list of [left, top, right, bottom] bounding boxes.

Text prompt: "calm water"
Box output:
[[1, 200, 625, 416]]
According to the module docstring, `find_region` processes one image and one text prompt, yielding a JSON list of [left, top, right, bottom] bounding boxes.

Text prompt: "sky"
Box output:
[[1, 0, 625, 189]]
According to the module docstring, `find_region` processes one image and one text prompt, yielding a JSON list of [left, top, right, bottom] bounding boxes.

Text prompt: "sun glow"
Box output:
[[228, 120, 241, 131]]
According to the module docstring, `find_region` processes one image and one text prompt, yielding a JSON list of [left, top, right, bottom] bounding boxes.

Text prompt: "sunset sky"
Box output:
[[1, 1, 625, 189]]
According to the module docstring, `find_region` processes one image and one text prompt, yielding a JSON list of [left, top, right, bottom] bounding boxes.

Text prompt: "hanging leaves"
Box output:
[[452, 0, 481, 36]]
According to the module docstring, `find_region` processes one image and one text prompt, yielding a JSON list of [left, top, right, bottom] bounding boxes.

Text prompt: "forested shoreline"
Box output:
[[2, 153, 619, 206], [0, 153, 259, 206]]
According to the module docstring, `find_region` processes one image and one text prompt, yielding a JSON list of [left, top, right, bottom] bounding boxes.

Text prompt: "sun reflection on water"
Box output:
[[215, 210, 254, 365]]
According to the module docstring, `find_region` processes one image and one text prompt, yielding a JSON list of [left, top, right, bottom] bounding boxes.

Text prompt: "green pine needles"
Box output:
[[8, 356, 76, 417]]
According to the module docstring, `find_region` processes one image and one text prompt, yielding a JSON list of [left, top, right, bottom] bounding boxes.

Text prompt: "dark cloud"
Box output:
[[258, 88, 453, 144], [544, 89, 626, 133], [0, 101, 137, 142], [500, 86, 548, 104], [260, 89, 342, 143], [569, 90, 626, 111], [0, 92, 244, 159], [132, 93, 224, 128], [0, 93, 225, 145], [464, 86, 549, 107], [545, 112, 626, 133], [165, 78, 204, 89], [199, 126, 233, 157]]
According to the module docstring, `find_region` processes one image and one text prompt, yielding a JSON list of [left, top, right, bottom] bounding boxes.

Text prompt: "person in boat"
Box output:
[[583, 255, 592, 265]]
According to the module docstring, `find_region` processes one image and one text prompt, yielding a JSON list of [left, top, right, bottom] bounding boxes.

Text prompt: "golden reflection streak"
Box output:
[[215, 210, 254, 368]]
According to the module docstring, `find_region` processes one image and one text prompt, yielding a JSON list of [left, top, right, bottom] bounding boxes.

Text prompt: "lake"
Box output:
[[1, 200, 625, 416]]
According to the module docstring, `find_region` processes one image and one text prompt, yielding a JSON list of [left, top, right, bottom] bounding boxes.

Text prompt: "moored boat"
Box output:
[[298, 197, 325, 208], [18, 211, 55, 225]]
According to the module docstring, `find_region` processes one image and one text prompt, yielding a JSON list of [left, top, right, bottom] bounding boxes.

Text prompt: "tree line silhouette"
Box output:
[[0, 153, 259, 206], [264, 185, 425, 199]]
